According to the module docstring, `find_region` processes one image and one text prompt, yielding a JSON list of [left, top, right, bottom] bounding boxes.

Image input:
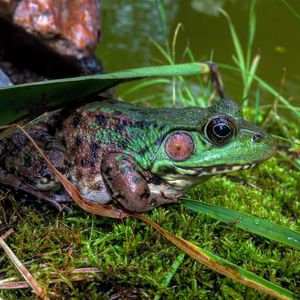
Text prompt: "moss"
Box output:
[[0, 150, 299, 299], [0, 99, 299, 299]]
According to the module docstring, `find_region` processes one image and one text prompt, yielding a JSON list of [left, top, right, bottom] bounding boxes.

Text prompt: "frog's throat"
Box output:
[[177, 160, 261, 177]]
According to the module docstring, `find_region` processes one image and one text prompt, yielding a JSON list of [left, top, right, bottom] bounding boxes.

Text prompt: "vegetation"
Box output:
[[0, 0, 299, 299]]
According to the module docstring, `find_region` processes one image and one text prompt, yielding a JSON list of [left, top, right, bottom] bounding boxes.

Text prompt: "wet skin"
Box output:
[[0, 98, 275, 212]]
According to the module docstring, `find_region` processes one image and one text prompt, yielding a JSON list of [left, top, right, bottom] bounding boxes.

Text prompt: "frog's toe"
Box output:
[[35, 176, 61, 191], [33, 147, 70, 191]]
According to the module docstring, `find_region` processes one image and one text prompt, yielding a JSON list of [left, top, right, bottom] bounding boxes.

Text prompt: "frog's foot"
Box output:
[[0, 169, 71, 211]]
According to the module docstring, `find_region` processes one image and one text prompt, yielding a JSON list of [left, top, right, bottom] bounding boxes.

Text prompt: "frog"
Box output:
[[0, 96, 275, 212]]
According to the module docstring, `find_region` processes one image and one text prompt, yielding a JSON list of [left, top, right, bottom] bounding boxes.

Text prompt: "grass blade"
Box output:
[[135, 214, 296, 300], [154, 253, 185, 300], [246, 0, 256, 70], [220, 9, 246, 84], [244, 54, 261, 103], [254, 87, 260, 123], [0, 63, 210, 126], [218, 63, 300, 118], [182, 199, 300, 250], [281, 0, 300, 21], [150, 38, 174, 64]]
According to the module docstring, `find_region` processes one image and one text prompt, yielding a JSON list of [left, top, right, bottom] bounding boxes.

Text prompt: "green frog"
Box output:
[[0, 97, 275, 212]]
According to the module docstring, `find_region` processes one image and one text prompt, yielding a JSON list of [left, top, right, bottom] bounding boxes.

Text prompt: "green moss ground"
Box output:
[[0, 98, 299, 299], [0, 147, 299, 299]]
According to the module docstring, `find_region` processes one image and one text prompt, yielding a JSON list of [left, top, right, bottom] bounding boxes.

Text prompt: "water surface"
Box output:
[[97, 0, 300, 110]]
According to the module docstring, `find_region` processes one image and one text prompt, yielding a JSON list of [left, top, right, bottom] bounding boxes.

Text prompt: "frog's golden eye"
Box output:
[[165, 132, 194, 161], [204, 116, 235, 146]]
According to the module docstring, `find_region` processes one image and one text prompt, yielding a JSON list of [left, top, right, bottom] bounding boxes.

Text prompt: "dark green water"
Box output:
[[97, 0, 300, 109]]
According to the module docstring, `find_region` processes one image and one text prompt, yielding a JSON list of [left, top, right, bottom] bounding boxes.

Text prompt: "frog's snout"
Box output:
[[250, 130, 277, 158]]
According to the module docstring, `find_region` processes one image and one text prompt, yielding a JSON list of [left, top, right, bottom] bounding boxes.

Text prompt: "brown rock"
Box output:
[[0, 0, 17, 20], [13, 0, 101, 59]]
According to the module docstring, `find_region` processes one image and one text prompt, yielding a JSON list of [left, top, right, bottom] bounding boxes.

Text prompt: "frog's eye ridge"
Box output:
[[165, 132, 194, 161], [204, 116, 235, 145]]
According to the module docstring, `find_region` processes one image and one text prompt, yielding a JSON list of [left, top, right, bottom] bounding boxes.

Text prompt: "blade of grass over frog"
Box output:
[[218, 64, 300, 118], [0, 63, 210, 126], [134, 214, 295, 300], [120, 78, 171, 97], [182, 199, 300, 250], [13, 125, 128, 219], [0, 231, 50, 299]]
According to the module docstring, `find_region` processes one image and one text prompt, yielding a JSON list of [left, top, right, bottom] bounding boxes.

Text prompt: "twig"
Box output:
[[0, 228, 14, 240], [0, 267, 101, 290], [0, 235, 50, 299]]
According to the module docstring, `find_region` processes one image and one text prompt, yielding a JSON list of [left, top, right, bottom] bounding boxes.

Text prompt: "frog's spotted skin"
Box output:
[[0, 98, 275, 212]]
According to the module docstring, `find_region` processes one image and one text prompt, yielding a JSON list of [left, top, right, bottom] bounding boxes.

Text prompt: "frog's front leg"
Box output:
[[101, 153, 180, 212]]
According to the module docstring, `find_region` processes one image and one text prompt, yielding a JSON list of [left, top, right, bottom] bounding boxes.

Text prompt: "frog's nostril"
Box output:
[[252, 133, 263, 143]]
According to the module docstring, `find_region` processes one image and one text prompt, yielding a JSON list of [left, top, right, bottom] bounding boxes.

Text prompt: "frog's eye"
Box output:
[[165, 132, 194, 161], [204, 116, 235, 146]]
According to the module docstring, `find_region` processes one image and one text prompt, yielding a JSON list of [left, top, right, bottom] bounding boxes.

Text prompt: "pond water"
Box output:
[[97, 0, 300, 110]]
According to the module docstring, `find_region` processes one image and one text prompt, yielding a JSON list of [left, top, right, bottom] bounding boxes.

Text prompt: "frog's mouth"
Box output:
[[178, 160, 261, 177]]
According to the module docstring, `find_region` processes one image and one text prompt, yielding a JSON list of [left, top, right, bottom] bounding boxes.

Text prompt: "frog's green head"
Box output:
[[150, 99, 276, 189]]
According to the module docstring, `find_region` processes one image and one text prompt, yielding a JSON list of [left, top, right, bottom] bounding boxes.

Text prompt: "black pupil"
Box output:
[[213, 123, 231, 137]]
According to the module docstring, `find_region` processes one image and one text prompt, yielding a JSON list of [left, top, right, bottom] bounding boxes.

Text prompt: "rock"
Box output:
[[13, 0, 101, 60], [0, 0, 102, 83], [0, 0, 17, 20]]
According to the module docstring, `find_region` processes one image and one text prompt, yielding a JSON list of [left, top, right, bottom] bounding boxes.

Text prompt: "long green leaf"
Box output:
[[0, 63, 210, 126], [137, 214, 296, 300], [182, 199, 300, 250]]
